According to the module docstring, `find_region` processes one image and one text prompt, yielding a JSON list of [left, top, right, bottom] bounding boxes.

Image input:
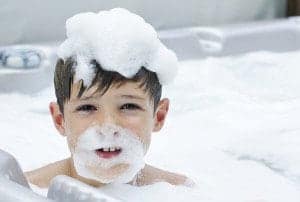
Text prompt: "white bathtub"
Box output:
[[0, 44, 57, 93], [0, 18, 300, 201], [160, 17, 300, 59]]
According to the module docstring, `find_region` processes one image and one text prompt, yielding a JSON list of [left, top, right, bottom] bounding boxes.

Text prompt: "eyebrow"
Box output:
[[120, 94, 145, 100], [76, 94, 145, 102]]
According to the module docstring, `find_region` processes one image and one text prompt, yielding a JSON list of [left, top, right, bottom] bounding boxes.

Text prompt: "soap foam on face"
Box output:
[[73, 123, 146, 184], [58, 8, 178, 87]]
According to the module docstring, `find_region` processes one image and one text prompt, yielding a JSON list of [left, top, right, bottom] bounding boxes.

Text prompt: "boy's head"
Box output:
[[49, 8, 178, 184], [50, 56, 169, 183]]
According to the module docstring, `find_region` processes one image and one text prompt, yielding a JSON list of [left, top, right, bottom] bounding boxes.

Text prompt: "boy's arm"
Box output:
[[25, 158, 70, 188], [136, 164, 193, 187]]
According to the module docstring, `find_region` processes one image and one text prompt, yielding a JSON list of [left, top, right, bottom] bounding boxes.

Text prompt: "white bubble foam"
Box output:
[[73, 55, 96, 87], [73, 123, 146, 184], [58, 8, 178, 86]]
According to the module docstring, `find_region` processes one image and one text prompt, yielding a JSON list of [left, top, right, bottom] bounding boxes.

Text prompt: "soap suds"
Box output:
[[73, 123, 145, 184], [58, 8, 178, 86]]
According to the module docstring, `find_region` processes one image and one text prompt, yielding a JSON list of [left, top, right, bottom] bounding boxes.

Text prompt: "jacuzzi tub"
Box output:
[[159, 17, 300, 59], [0, 18, 300, 201], [0, 44, 57, 94]]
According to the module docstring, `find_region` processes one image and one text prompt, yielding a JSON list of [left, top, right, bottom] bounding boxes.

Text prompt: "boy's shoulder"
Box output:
[[25, 160, 193, 188], [136, 164, 191, 186], [25, 158, 70, 188]]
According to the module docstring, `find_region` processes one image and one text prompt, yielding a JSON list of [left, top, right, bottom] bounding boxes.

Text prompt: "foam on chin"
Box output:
[[72, 124, 146, 184]]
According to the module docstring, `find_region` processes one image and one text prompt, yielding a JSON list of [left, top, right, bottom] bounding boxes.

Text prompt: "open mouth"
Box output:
[[95, 147, 122, 159]]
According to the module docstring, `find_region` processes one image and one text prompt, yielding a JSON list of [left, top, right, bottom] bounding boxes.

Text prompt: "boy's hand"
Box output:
[[48, 175, 121, 202]]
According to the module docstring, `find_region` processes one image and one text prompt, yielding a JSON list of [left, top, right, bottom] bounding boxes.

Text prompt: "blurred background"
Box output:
[[0, 0, 298, 45]]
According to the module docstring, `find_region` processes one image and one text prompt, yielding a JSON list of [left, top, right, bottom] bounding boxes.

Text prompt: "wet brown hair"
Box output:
[[54, 57, 162, 114]]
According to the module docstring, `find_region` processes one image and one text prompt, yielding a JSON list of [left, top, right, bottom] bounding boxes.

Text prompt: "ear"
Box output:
[[49, 102, 66, 136], [153, 98, 169, 132]]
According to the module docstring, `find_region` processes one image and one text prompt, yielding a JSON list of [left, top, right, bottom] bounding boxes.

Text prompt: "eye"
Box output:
[[120, 103, 141, 111], [76, 104, 97, 112]]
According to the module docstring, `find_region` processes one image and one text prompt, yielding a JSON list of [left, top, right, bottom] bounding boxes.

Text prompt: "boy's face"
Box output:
[[50, 80, 169, 183]]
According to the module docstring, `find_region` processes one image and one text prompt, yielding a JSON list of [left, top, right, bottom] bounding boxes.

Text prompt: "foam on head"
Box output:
[[58, 8, 178, 87]]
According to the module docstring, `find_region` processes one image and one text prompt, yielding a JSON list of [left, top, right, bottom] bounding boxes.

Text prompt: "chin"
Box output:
[[72, 150, 145, 184]]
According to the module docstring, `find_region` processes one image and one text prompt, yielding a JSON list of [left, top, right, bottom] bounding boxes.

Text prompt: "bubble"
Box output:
[[73, 123, 146, 184]]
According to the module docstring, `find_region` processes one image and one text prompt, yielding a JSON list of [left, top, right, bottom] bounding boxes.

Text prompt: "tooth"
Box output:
[[116, 147, 121, 150], [103, 148, 109, 152], [110, 147, 116, 152]]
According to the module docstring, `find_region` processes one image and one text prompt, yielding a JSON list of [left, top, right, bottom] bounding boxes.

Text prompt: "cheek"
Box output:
[[64, 124, 80, 153], [121, 114, 154, 149], [64, 115, 92, 152]]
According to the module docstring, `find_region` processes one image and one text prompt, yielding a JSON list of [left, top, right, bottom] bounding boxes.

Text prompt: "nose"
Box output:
[[97, 128, 119, 137], [94, 108, 118, 125], [103, 110, 118, 125], [95, 109, 120, 136]]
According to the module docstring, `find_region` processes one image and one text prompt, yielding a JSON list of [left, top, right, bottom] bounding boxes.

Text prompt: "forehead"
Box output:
[[69, 80, 150, 101]]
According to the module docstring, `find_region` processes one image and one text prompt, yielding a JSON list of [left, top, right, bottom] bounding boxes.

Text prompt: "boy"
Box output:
[[26, 8, 190, 188]]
